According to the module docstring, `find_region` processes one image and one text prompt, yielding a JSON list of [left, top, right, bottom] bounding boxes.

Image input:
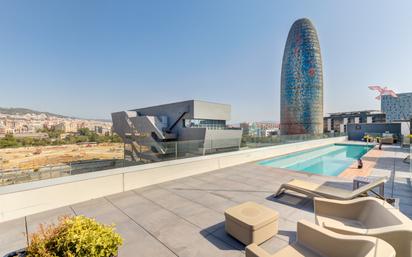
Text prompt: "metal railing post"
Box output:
[[175, 141, 178, 159]]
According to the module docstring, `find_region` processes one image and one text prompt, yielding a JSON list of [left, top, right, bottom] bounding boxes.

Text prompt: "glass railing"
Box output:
[[241, 132, 347, 148], [0, 132, 347, 186], [0, 159, 131, 186], [387, 134, 411, 203], [405, 134, 411, 173]]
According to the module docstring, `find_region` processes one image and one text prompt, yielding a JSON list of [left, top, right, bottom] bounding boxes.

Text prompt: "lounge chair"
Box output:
[[315, 197, 412, 257], [274, 177, 387, 200], [245, 220, 395, 257]]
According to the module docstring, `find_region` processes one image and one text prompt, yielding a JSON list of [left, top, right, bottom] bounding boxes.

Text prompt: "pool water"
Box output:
[[258, 144, 373, 176]]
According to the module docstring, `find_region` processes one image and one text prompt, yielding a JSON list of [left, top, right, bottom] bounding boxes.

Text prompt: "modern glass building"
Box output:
[[280, 18, 323, 135], [111, 100, 242, 162], [381, 92, 412, 122]]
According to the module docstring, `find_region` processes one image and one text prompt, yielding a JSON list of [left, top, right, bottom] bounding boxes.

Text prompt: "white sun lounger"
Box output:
[[275, 177, 387, 200]]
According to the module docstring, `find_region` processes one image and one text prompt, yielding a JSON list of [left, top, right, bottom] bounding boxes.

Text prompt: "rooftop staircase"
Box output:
[[112, 111, 177, 162]]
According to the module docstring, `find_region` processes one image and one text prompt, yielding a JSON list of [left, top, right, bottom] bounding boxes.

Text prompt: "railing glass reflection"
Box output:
[[0, 132, 346, 186]]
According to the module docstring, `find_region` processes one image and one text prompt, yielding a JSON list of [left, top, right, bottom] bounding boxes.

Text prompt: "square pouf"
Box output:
[[224, 201, 279, 245]]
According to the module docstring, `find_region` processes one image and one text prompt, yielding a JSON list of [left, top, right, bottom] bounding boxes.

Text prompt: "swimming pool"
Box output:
[[258, 144, 373, 176]]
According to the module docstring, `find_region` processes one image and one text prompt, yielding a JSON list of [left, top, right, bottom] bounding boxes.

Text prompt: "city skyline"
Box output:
[[0, 1, 411, 122]]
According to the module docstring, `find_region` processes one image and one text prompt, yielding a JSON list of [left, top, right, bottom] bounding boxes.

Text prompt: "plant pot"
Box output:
[[3, 248, 26, 257], [3, 249, 118, 257]]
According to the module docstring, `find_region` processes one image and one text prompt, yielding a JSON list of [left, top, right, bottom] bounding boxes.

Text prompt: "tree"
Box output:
[[0, 134, 19, 148], [78, 128, 91, 137]]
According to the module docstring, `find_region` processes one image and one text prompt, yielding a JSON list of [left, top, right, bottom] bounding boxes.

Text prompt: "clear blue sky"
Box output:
[[0, 0, 411, 122]]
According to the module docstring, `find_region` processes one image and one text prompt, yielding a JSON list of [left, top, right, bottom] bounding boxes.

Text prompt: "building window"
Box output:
[[183, 119, 226, 129]]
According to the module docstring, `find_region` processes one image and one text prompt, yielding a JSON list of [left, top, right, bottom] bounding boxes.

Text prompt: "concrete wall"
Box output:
[[204, 129, 242, 149], [179, 127, 206, 141], [193, 100, 231, 121], [400, 121, 411, 136], [0, 136, 346, 223], [347, 123, 401, 141]]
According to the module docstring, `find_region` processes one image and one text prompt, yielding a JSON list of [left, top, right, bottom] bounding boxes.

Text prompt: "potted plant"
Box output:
[[5, 215, 123, 257]]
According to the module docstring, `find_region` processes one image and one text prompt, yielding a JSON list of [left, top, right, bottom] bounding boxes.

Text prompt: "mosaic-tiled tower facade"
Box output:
[[381, 93, 412, 122], [280, 18, 323, 135]]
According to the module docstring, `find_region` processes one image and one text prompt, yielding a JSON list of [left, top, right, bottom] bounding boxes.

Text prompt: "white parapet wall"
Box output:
[[0, 136, 346, 222]]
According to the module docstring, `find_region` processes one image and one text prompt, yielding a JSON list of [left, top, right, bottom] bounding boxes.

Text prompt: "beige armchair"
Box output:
[[245, 220, 395, 257], [315, 197, 412, 257]]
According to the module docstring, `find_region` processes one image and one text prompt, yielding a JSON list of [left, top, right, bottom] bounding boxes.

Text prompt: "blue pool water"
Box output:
[[258, 144, 373, 176]]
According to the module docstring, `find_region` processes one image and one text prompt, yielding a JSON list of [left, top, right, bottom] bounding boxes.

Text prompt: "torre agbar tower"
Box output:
[[280, 18, 324, 135]]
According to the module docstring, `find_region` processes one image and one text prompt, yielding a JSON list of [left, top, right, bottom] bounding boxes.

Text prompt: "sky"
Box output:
[[0, 0, 411, 122]]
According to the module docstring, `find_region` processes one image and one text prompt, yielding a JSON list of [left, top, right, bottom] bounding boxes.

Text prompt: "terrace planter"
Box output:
[[3, 249, 118, 257], [3, 248, 26, 257], [5, 216, 122, 257]]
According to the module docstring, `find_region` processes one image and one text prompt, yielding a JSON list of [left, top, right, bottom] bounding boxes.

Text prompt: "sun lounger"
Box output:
[[245, 220, 395, 257], [315, 197, 412, 257], [274, 177, 387, 200]]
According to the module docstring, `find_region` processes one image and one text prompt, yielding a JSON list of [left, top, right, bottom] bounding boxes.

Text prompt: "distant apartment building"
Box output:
[[94, 126, 103, 134], [239, 123, 250, 136], [112, 100, 242, 162], [54, 122, 78, 133], [94, 126, 110, 135], [264, 129, 279, 137], [324, 110, 386, 133], [53, 123, 64, 132], [240, 122, 279, 137], [29, 121, 44, 132], [0, 111, 112, 136], [256, 122, 279, 131], [381, 92, 412, 122]]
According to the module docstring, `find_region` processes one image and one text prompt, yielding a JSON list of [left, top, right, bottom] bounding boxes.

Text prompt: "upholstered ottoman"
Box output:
[[224, 201, 279, 245]]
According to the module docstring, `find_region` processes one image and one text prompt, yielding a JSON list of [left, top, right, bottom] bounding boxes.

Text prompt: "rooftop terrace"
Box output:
[[0, 144, 410, 257]]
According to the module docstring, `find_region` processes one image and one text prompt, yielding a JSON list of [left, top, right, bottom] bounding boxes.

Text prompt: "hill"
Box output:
[[0, 107, 69, 118]]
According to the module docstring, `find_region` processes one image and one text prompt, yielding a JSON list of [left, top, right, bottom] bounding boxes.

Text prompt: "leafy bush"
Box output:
[[27, 216, 123, 257], [0, 130, 122, 149]]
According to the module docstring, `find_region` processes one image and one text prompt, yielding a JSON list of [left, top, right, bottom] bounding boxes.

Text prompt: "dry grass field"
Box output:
[[0, 143, 123, 170]]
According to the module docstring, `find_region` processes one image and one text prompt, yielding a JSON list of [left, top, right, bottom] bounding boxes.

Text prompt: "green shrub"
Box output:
[[27, 216, 123, 257]]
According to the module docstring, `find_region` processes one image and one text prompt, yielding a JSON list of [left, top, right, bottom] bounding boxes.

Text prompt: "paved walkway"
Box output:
[[0, 145, 410, 257], [339, 144, 382, 178]]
